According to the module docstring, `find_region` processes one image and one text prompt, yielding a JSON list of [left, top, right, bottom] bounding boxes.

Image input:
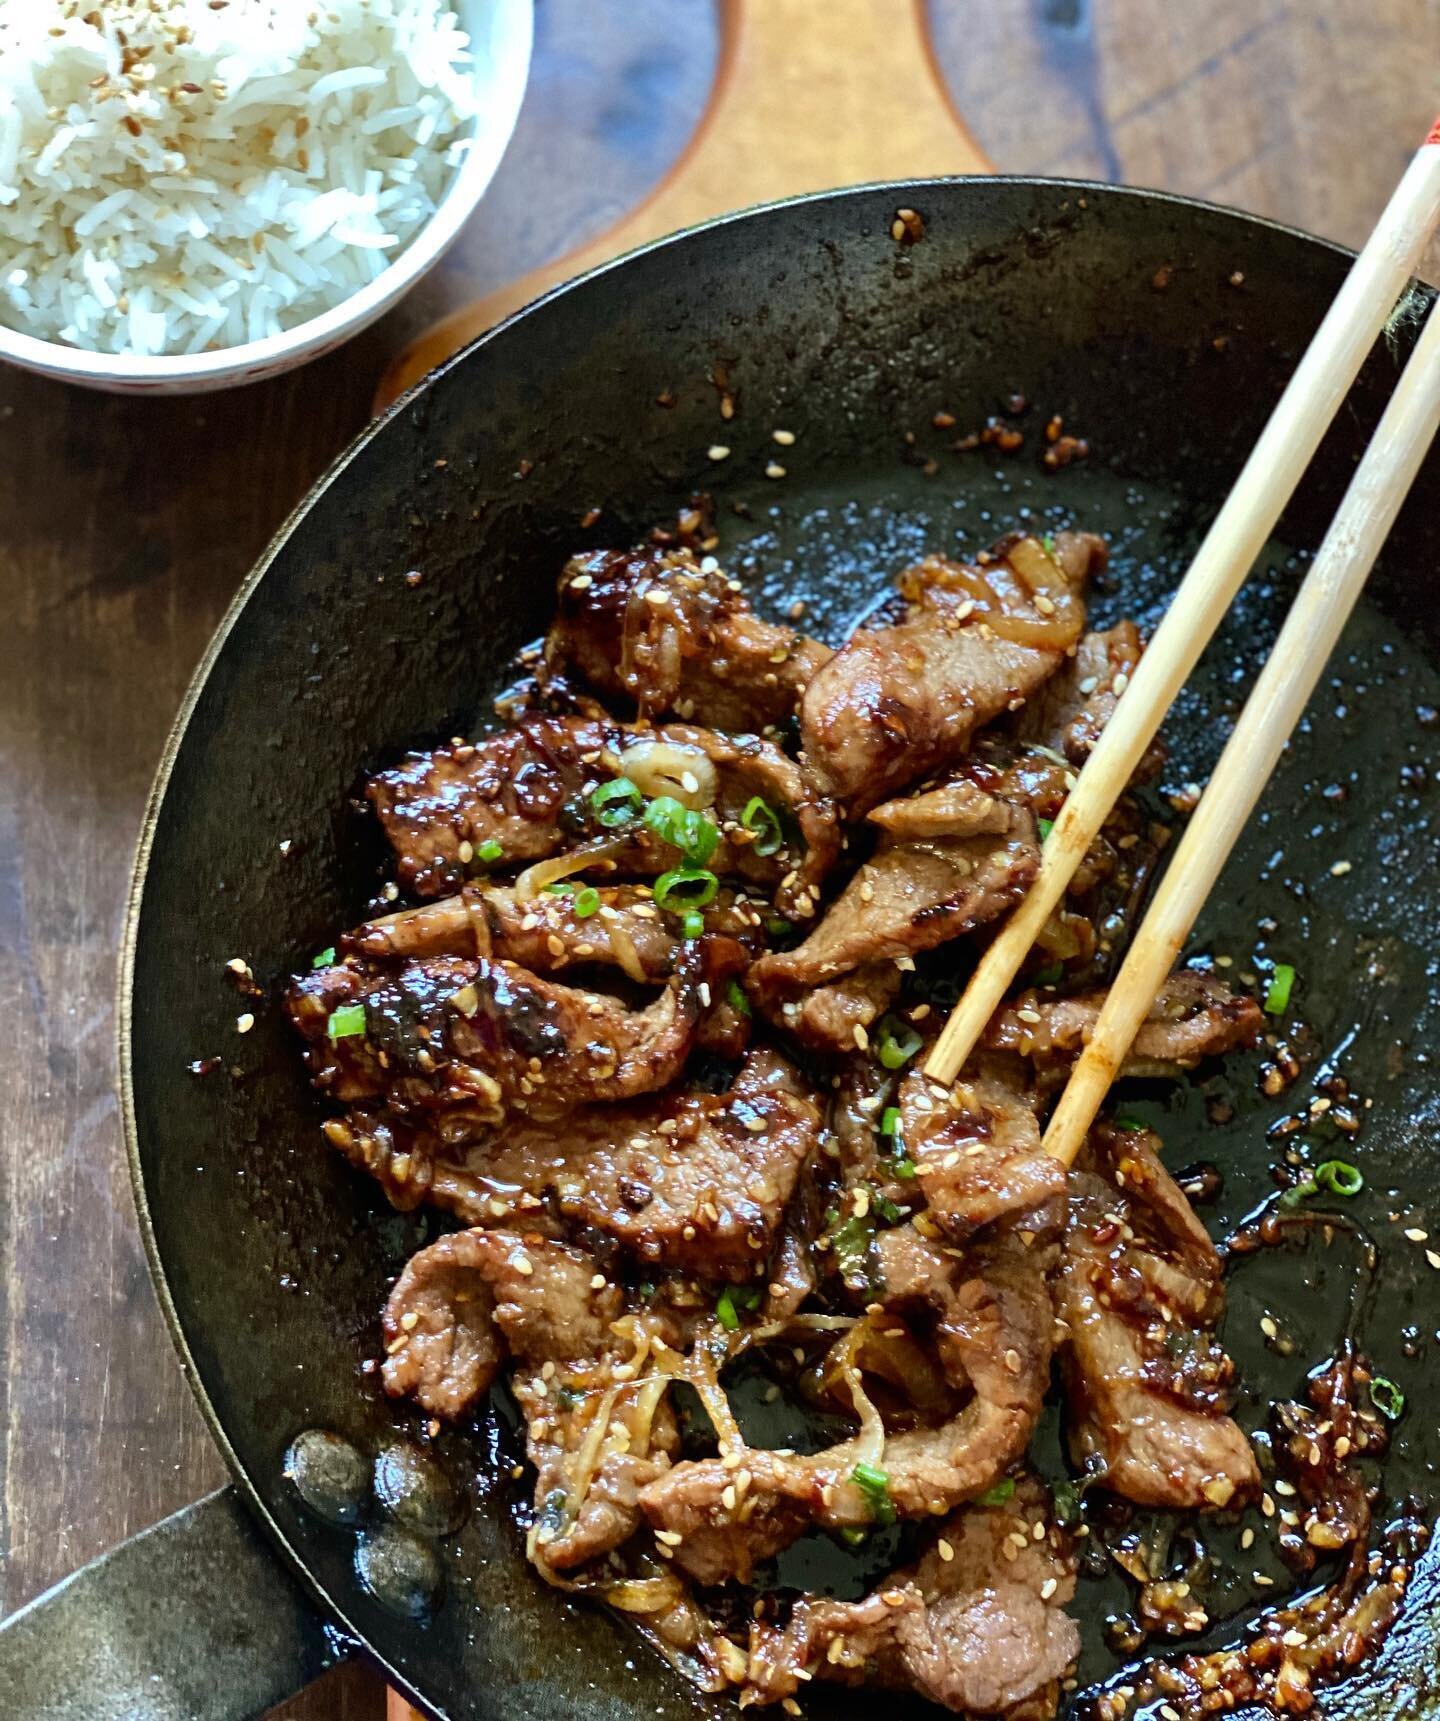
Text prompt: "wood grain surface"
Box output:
[[0, 3, 1433, 1717]]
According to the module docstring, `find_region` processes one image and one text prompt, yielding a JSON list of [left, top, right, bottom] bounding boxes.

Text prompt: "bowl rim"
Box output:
[[0, 0, 534, 384]]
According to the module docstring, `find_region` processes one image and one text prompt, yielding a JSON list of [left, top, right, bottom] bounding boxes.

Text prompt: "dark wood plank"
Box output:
[[0, 4, 1429, 1718]]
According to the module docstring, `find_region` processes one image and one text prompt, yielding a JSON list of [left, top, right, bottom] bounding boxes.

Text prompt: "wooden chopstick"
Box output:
[[924, 123, 1440, 1091], [1043, 289, 1440, 1164]]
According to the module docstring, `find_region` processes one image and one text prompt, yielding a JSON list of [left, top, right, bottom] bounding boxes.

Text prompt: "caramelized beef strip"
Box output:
[[288, 938, 745, 1131], [800, 531, 1104, 807], [444, 1048, 821, 1278], [348, 879, 762, 976], [1012, 620, 1160, 775], [746, 1477, 1078, 1716], [317, 1049, 820, 1281], [772, 962, 902, 1057], [380, 1229, 623, 1418], [984, 971, 1264, 1088], [542, 543, 830, 731], [896, 1070, 1068, 1244], [369, 714, 839, 918], [639, 1217, 1058, 1584], [1058, 1126, 1260, 1510], [748, 796, 1039, 1049]]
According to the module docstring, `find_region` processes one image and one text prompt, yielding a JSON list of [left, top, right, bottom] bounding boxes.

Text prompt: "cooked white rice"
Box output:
[[0, 0, 481, 355]]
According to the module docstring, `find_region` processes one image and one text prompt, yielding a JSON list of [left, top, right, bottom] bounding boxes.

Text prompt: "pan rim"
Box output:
[[117, 172, 1376, 1716]]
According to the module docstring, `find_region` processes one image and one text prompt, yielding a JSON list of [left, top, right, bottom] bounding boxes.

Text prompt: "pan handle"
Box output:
[[376, 0, 994, 407], [0, 1486, 350, 1720]]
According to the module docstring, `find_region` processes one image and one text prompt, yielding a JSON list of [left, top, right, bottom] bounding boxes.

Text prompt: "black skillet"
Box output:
[[0, 173, 1437, 1721]]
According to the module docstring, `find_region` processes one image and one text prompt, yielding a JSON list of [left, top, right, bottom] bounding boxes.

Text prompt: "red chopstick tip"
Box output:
[[1427, 115, 1440, 146]]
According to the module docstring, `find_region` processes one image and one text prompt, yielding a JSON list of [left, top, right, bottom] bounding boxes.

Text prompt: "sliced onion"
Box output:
[[603, 1575, 689, 1615], [841, 1352, 887, 1472], [615, 739, 718, 810], [514, 835, 630, 902], [606, 915, 647, 984]]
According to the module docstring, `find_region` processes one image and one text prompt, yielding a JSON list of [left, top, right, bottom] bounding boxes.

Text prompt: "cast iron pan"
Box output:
[[1, 178, 1437, 1720]]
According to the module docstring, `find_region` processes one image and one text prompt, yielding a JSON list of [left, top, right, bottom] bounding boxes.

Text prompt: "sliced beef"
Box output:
[[348, 880, 762, 978], [383, 1229, 680, 1575], [748, 800, 1039, 1033], [368, 714, 839, 919], [380, 1229, 623, 1418], [1058, 1126, 1260, 1510], [896, 1070, 1068, 1244], [746, 1477, 1078, 1716], [368, 714, 621, 898], [454, 1048, 822, 1278], [984, 971, 1264, 1087], [288, 938, 745, 1132], [639, 1220, 1058, 1583], [765, 961, 902, 1057], [1013, 620, 1154, 771], [317, 1049, 821, 1281], [542, 543, 830, 731], [518, 1357, 681, 1576], [800, 531, 1104, 807]]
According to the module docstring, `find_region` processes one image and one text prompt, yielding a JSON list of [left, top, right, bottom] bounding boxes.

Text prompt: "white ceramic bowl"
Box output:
[[0, 0, 533, 395]]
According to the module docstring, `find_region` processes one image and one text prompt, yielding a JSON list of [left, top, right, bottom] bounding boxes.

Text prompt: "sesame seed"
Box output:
[[225, 957, 250, 976], [937, 1538, 954, 1561], [1038, 1576, 1057, 1601], [1428, 1250, 1440, 1270], [590, 1273, 607, 1289], [400, 1312, 419, 1331], [1405, 1227, 1428, 1242], [1274, 1479, 1296, 1497], [1331, 860, 1352, 876], [512, 1253, 535, 1277], [1112, 672, 1130, 694], [708, 444, 730, 461], [765, 462, 787, 479], [1241, 1527, 1255, 1550], [654, 1529, 683, 1546], [235, 1013, 254, 1034], [1260, 1315, 1278, 1339], [1282, 1630, 1306, 1648], [772, 428, 796, 445]]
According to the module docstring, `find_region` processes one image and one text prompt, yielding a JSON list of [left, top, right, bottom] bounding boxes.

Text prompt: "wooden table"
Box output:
[[0, 3, 1433, 1716]]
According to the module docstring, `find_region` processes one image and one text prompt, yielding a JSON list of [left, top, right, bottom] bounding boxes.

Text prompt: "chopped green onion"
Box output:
[[644, 795, 719, 865], [1315, 1159, 1363, 1197], [1037, 818, 1054, 842], [1114, 1116, 1148, 1132], [1031, 961, 1064, 987], [741, 795, 784, 857], [765, 917, 794, 938], [838, 1526, 869, 1549], [653, 866, 719, 911], [590, 777, 644, 827], [872, 1189, 905, 1225], [573, 886, 600, 919], [1050, 1478, 1081, 1527], [681, 911, 705, 939], [726, 979, 753, 1018], [851, 1462, 896, 1525], [830, 1214, 876, 1289], [1041, 533, 1057, 556], [1281, 1177, 1318, 1208], [1370, 1376, 1405, 1421], [881, 1106, 901, 1138], [311, 946, 336, 969], [893, 1158, 918, 1180], [977, 1478, 1017, 1507], [876, 1015, 923, 1070], [714, 1283, 762, 1332], [327, 1003, 366, 1041], [476, 838, 504, 864], [544, 881, 576, 896], [1264, 962, 1296, 1015], [554, 1385, 581, 1410]]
